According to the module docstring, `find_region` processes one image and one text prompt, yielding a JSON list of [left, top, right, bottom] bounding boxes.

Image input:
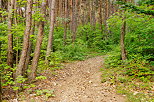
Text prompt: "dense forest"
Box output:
[[0, 0, 154, 101]]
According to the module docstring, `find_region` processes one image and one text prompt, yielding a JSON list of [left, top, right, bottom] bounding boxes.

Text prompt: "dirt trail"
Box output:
[[16, 56, 125, 102], [47, 56, 125, 102]]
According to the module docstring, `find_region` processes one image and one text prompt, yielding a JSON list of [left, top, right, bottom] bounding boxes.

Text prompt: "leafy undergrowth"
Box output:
[[102, 54, 154, 102]]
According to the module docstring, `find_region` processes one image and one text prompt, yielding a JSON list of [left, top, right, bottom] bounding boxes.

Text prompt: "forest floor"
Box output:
[[9, 56, 126, 102]]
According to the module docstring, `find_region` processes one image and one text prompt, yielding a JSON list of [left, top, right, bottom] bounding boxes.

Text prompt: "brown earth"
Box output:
[[10, 56, 126, 102]]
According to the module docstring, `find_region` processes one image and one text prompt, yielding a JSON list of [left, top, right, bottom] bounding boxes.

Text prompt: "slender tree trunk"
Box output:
[[90, 0, 96, 28], [13, 0, 17, 24], [15, 37, 19, 65], [99, 0, 103, 33], [120, 0, 127, 60], [120, 17, 127, 60], [22, 0, 37, 75], [29, 0, 47, 80], [15, 0, 33, 79], [63, 0, 68, 45], [7, 0, 14, 68], [72, 0, 77, 43], [14, 0, 18, 67], [23, 21, 35, 76], [45, 0, 56, 64], [102, 0, 108, 36]]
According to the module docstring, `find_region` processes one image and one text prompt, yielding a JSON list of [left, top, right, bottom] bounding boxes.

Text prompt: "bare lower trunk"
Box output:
[[120, 17, 127, 60], [29, 0, 47, 80], [15, 0, 33, 79], [99, 0, 103, 33], [15, 37, 19, 65], [45, 0, 56, 64], [120, 0, 127, 61], [72, 0, 77, 43], [90, 0, 96, 28], [7, 0, 14, 68], [63, 0, 68, 45], [22, 19, 35, 77]]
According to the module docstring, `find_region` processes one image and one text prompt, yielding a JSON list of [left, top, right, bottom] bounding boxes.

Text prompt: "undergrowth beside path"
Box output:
[[102, 55, 154, 102]]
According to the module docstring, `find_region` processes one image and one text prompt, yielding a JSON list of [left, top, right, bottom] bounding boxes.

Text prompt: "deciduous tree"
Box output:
[[29, 0, 47, 80], [15, 0, 33, 79], [45, 0, 56, 64]]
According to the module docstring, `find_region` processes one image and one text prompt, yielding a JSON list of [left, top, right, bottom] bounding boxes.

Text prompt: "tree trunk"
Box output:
[[63, 0, 68, 45], [102, 0, 108, 36], [120, 0, 127, 61], [90, 0, 96, 28], [15, 0, 33, 79], [13, 0, 17, 24], [7, 0, 14, 68], [45, 0, 56, 64], [120, 17, 127, 60], [22, 21, 35, 76], [29, 0, 47, 80], [99, 0, 103, 33], [72, 0, 77, 43]]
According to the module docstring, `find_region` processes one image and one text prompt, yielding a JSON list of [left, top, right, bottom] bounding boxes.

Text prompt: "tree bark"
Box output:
[[15, 0, 33, 79], [90, 0, 96, 28], [7, 0, 14, 68], [29, 0, 47, 80], [72, 0, 77, 43], [99, 0, 103, 33], [63, 0, 68, 45], [120, 0, 127, 61], [120, 17, 127, 60], [45, 0, 56, 64], [22, 21, 35, 76]]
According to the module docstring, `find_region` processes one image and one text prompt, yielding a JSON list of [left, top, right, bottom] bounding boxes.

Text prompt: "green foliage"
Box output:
[[41, 25, 92, 61], [16, 76, 27, 84], [103, 9, 154, 101], [124, 54, 154, 81], [0, 64, 15, 87], [77, 23, 112, 51], [105, 52, 154, 81], [35, 76, 47, 80], [32, 10, 46, 22], [116, 0, 154, 15], [62, 41, 88, 60], [35, 89, 55, 98], [106, 9, 154, 80], [102, 60, 154, 102], [48, 51, 63, 69]]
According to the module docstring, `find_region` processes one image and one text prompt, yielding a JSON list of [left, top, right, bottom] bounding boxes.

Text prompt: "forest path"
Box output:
[[47, 56, 125, 102], [23, 56, 125, 102]]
